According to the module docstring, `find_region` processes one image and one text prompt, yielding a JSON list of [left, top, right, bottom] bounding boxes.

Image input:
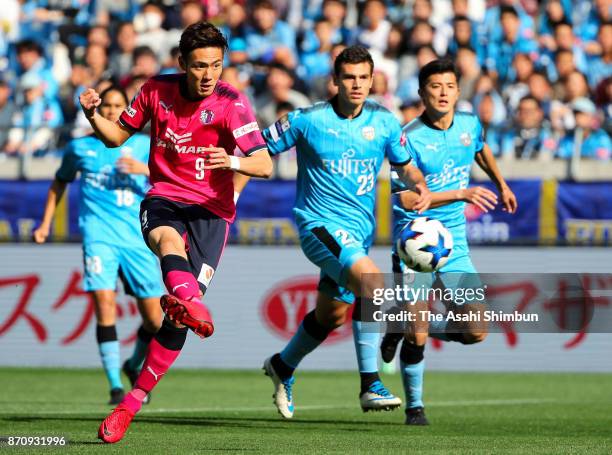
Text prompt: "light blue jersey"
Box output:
[[56, 134, 151, 245], [56, 133, 162, 297], [264, 98, 411, 245], [263, 97, 411, 303], [392, 112, 484, 251]]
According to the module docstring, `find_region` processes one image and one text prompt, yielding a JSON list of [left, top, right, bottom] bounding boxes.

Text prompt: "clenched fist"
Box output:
[[80, 88, 102, 119]]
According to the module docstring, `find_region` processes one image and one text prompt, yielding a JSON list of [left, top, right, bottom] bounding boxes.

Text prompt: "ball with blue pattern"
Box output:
[[396, 217, 453, 272]]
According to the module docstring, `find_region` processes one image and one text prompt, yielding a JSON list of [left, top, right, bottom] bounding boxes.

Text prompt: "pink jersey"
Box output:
[[119, 74, 266, 222]]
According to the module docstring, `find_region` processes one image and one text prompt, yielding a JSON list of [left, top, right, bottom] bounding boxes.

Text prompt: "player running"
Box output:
[[81, 22, 272, 443], [33, 86, 163, 405], [380, 59, 517, 425], [262, 46, 431, 419]]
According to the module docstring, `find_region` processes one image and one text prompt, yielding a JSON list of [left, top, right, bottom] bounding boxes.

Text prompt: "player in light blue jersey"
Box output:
[[381, 59, 517, 425], [34, 87, 163, 405], [261, 46, 431, 418]]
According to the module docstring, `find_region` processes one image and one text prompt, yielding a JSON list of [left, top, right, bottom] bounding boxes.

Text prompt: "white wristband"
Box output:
[[229, 155, 241, 170], [233, 191, 240, 204]]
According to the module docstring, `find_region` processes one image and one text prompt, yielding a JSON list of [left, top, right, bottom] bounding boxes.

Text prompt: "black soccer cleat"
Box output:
[[405, 406, 429, 426], [380, 332, 403, 363], [122, 360, 151, 405], [108, 388, 125, 405]]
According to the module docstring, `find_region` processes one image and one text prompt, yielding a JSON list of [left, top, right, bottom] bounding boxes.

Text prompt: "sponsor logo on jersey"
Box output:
[[321, 148, 378, 178], [233, 121, 259, 139], [260, 277, 353, 342], [400, 133, 407, 146], [125, 106, 136, 118], [460, 132, 472, 146], [159, 100, 173, 112], [362, 126, 375, 141], [200, 109, 215, 125], [268, 115, 290, 142], [165, 128, 192, 145], [425, 158, 471, 189], [327, 128, 340, 138], [197, 263, 215, 287]]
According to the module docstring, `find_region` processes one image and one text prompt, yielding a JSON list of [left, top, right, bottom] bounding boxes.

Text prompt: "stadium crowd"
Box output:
[[0, 0, 609, 161]]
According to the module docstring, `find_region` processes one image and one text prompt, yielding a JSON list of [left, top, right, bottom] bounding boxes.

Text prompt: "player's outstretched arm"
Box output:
[[203, 147, 273, 178], [475, 143, 518, 213], [395, 163, 432, 213], [33, 178, 68, 244], [80, 88, 132, 148]]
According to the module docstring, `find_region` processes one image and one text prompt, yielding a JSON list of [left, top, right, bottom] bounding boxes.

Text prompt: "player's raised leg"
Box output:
[[348, 257, 402, 412], [147, 224, 214, 338]]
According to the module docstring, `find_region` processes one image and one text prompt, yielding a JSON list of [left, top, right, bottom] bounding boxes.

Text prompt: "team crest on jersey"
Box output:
[[460, 132, 472, 146], [362, 126, 375, 141], [200, 110, 215, 125]]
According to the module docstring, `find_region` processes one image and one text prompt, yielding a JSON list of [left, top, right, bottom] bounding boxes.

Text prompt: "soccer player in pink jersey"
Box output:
[[79, 22, 273, 443]]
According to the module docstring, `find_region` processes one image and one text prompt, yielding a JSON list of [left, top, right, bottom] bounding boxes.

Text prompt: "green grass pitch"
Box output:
[[0, 368, 610, 454]]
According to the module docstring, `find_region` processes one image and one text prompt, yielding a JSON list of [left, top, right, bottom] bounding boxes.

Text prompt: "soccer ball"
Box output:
[[396, 217, 453, 272]]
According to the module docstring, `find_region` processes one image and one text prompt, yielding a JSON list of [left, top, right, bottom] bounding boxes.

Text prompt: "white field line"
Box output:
[[0, 398, 558, 416]]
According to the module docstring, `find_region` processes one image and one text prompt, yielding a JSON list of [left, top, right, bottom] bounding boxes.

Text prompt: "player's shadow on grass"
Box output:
[[1, 415, 402, 430]]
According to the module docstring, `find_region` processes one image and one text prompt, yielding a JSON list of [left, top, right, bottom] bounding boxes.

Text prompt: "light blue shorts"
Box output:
[[299, 224, 368, 305], [82, 242, 163, 298]]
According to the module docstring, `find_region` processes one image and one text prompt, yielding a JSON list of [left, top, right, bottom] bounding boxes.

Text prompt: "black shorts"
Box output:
[[140, 197, 229, 295]]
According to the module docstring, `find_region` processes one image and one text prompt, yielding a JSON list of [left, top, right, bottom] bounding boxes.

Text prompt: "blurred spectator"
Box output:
[[586, 22, 612, 89], [447, 15, 484, 64], [538, 0, 572, 52], [557, 97, 611, 160], [255, 63, 310, 126], [160, 46, 181, 75], [399, 99, 423, 126], [551, 70, 591, 132], [396, 44, 437, 103], [87, 25, 112, 49], [527, 70, 554, 118], [221, 65, 255, 105], [369, 71, 401, 118], [222, 2, 249, 66], [503, 52, 535, 114], [456, 46, 482, 105], [0, 79, 15, 150], [5, 72, 63, 156], [474, 91, 505, 157], [485, 6, 538, 84], [500, 95, 556, 159], [594, 76, 612, 135], [167, 1, 206, 46], [357, 0, 391, 54], [85, 44, 111, 86], [576, 0, 611, 54], [15, 39, 59, 103], [109, 22, 138, 79], [550, 49, 577, 98], [134, 1, 170, 61], [300, 19, 334, 90], [245, 0, 297, 68], [482, 0, 535, 47], [301, 0, 354, 54], [541, 21, 589, 78]]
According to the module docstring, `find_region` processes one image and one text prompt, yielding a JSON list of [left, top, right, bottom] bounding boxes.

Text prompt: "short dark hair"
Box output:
[[418, 58, 459, 89], [179, 21, 228, 60], [16, 39, 43, 55], [453, 14, 470, 24], [518, 94, 541, 109], [100, 85, 129, 105], [333, 45, 374, 76], [132, 45, 156, 63], [500, 5, 518, 18]]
